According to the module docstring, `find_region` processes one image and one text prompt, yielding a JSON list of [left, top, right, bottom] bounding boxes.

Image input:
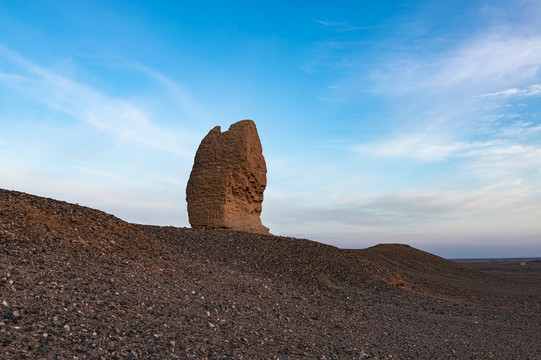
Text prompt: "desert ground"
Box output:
[[1, 188, 540, 359], [456, 258, 541, 280]]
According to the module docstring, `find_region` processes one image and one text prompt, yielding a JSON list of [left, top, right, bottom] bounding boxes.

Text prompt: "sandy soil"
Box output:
[[1, 188, 540, 359]]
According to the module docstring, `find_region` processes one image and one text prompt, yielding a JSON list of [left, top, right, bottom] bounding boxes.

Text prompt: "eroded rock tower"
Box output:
[[186, 120, 269, 234]]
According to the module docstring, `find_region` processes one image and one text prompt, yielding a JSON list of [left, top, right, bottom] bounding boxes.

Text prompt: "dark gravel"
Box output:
[[1, 188, 540, 359]]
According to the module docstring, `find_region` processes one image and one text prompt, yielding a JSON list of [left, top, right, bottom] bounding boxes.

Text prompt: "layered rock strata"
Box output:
[[186, 120, 269, 234]]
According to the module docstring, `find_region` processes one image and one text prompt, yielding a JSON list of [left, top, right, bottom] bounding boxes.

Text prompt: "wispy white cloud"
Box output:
[[313, 19, 373, 32], [482, 84, 541, 98], [77, 166, 130, 183], [127, 62, 212, 123], [423, 35, 541, 92], [300, 40, 360, 74], [0, 44, 197, 157], [464, 143, 541, 181], [300, 63, 313, 73], [266, 180, 541, 243], [351, 136, 477, 161], [352, 136, 541, 181], [499, 120, 541, 138]]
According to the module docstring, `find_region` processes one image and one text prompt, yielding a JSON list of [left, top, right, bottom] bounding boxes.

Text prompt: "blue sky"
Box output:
[[1, 0, 540, 258]]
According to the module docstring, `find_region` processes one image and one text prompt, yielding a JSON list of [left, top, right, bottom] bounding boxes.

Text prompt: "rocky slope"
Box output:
[[1, 188, 540, 359]]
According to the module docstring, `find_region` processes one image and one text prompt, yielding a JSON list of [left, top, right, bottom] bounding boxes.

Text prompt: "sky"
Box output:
[[1, 0, 540, 258]]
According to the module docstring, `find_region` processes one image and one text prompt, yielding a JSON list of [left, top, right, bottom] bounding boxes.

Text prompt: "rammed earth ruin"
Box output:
[[186, 120, 269, 234]]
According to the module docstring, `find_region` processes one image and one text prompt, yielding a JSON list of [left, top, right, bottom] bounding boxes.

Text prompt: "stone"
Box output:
[[186, 120, 269, 234]]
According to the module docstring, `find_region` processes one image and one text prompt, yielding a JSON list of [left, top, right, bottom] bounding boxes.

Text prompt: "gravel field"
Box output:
[[1, 188, 540, 359], [456, 259, 541, 280]]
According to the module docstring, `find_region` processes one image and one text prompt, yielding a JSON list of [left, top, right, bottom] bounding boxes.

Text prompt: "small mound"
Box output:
[[354, 243, 496, 295]]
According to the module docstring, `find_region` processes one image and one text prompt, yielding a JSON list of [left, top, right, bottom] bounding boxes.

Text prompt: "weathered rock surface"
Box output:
[[186, 120, 269, 234]]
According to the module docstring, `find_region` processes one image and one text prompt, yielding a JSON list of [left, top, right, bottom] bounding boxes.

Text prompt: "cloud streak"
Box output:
[[0, 44, 196, 157], [127, 62, 212, 124], [313, 19, 373, 32], [267, 181, 541, 245], [421, 34, 541, 92], [351, 137, 479, 161], [275, 192, 528, 231], [482, 84, 541, 99]]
